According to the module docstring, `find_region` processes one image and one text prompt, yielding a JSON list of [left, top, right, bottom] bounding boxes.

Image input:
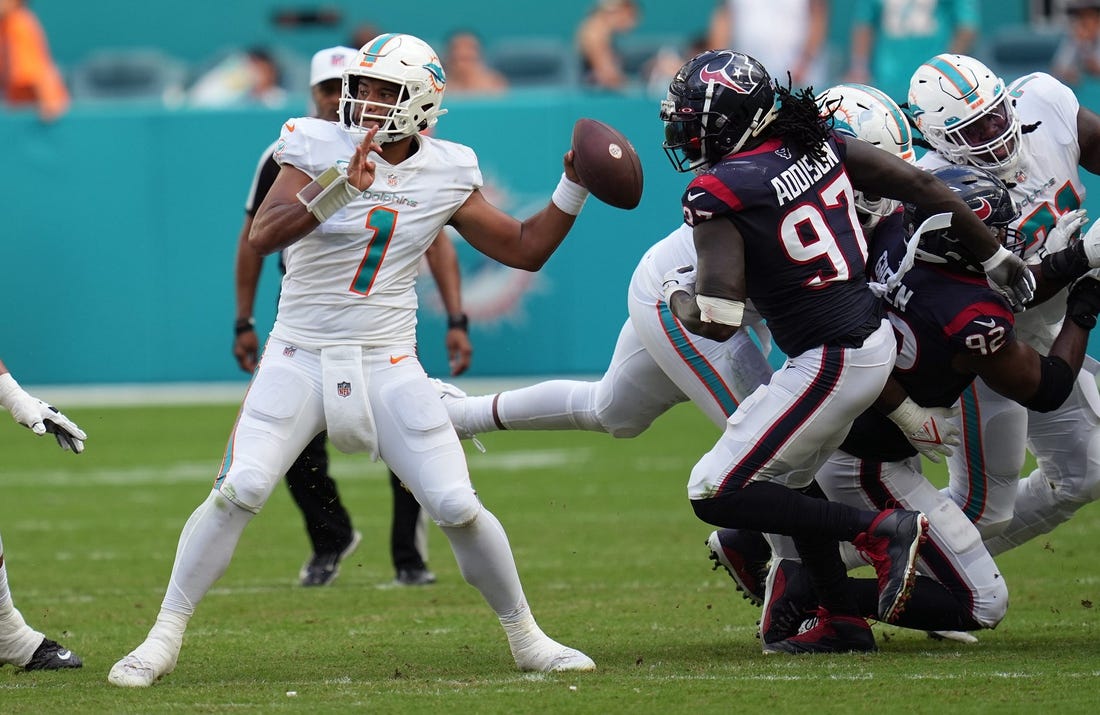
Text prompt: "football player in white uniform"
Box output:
[[109, 33, 596, 688], [443, 222, 775, 442], [0, 358, 85, 671], [908, 54, 1100, 555]]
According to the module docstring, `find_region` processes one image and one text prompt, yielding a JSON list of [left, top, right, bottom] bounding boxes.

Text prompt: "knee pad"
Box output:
[[427, 485, 482, 528]]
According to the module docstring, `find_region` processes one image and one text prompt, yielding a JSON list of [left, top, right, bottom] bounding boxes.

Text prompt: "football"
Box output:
[[570, 117, 644, 210]]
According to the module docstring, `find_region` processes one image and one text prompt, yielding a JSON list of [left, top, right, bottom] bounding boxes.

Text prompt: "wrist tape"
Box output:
[[696, 295, 745, 327], [298, 166, 360, 223]]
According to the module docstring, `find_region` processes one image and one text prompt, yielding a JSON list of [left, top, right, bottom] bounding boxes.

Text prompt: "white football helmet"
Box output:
[[907, 54, 1021, 180], [818, 82, 915, 229], [341, 33, 447, 143]]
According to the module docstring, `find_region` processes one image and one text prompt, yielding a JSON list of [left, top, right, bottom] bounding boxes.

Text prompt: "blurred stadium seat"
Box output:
[[69, 48, 187, 103], [486, 37, 579, 88], [981, 24, 1064, 79]]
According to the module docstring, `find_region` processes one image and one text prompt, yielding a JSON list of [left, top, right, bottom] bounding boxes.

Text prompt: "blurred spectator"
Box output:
[[348, 22, 381, 51], [1053, 1, 1100, 85], [643, 34, 708, 96], [0, 0, 69, 121], [708, 0, 828, 89], [443, 30, 508, 95], [188, 46, 287, 108], [844, 0, 979, 103], [576, 0, 641, 90]]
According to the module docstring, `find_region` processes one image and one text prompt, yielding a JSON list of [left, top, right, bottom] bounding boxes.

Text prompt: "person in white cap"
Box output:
[[230, 46, 472, 588]]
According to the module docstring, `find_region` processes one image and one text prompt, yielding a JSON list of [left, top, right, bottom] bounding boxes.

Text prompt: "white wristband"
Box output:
[[297, 165, 360, 223], [696, 295, 745, 327], [979, 245, 1012, 273], [551, 173, 589, 216], [886, 396, 924, 434], [0, 372, 23, 411]]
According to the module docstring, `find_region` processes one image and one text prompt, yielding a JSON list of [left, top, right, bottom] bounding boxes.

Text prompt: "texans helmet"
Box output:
[[341, 33, 447, 143], [659, 50, 780, 172], [909, 164, 1023, 273]]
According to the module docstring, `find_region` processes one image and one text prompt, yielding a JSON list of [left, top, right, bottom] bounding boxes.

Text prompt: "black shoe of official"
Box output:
[[23, 638, 83, 671], [299, 531, 362, 587], [394, 567, 437, 586], [706, 529, 771, 606], [763, 609, 877, 655], [852, 509, 928, 623]]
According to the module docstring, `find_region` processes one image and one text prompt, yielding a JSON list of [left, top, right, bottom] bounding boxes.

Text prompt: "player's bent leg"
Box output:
[[109, 489, 258, 687], [985, 376, 1100, 555], [947, 384, 1028, 538]]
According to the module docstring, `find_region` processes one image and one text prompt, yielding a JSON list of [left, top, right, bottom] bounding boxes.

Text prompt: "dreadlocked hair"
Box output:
[[770, 74, 831, 164]]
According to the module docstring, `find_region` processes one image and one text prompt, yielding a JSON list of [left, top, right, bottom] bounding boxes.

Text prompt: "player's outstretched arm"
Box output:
[[450, 151, 588, 271], [0, 361, 86, 453], [844, 139, 1034, 308]]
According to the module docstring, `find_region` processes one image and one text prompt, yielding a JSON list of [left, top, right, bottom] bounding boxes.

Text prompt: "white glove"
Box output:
[[1044, 209, 1088, 255], [886, 397, 961, 464], [661, 265, 696, 304], [0, 373, 87, 453], [1077, 216, 1100, 268], [982, 246, 1036, 311]]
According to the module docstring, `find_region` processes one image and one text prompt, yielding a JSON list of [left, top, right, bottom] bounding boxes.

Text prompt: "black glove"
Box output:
[[1067, 275, 1100, 329]]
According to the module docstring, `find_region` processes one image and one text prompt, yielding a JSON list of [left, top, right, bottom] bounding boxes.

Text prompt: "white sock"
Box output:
[[439, 507, 525, 614], [491, 380, 603, 433], [0, 536, 43, 666], [161, 489, 255, 615]]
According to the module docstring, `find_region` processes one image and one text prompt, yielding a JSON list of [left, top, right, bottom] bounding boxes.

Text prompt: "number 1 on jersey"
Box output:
[[350, 207, 398, 295]]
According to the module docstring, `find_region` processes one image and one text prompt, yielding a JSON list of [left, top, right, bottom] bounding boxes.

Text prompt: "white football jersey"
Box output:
[[918, 72, 1084, 351], [268, 117, 482, 349], [633, 223, 697, 298]]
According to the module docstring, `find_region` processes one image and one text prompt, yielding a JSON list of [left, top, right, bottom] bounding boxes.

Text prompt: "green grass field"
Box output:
[[1, 399, 1099, 714]]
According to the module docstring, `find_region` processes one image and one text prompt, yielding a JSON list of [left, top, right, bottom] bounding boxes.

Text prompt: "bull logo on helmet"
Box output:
[[698, 53, 761, 95]]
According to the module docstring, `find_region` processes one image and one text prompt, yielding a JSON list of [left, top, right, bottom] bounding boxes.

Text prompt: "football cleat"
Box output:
[[763, 608, 877, 654], [852, 509, 928, 623], [512, 637, 596, 673], [107, 634, 181, 687], [759, 558, 818, 646], [22, 638, 82, 671], [928, 629, 980, 644], [706, 529, 770, 606], [299, 530, 362, 587]]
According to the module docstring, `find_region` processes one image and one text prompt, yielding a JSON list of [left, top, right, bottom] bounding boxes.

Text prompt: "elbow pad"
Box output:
[[1022, 355, 1075, 413]]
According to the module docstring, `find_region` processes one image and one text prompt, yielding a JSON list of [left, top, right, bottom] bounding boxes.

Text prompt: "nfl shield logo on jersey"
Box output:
[[337, 381, 351, 398]]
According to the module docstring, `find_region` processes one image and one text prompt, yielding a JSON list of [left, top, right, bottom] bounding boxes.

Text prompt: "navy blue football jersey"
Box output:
[[681, 133, 881, 356], [840, 213, 1016, 461]]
